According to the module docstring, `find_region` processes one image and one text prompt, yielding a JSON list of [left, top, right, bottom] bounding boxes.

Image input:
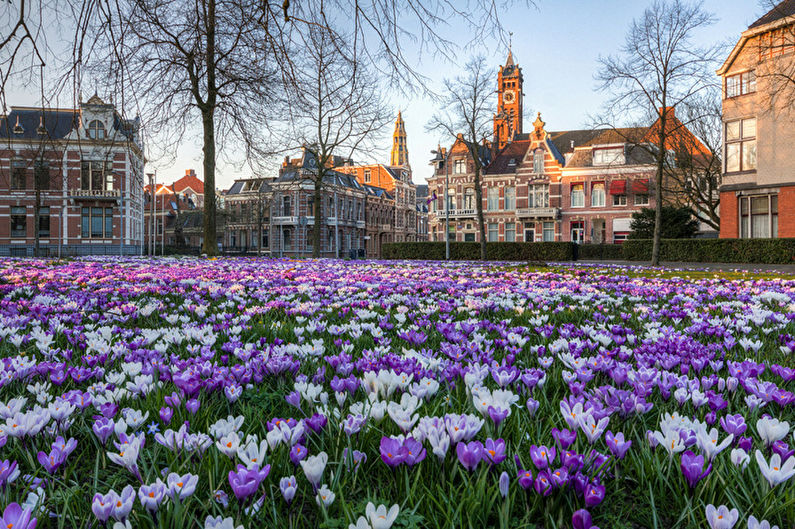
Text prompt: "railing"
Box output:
[[435, 208, 476, 218], [379, 224, 392, 232], [69, 188, 121, 199], [516, 207, 559, 218], [271, 216, 298, 225]]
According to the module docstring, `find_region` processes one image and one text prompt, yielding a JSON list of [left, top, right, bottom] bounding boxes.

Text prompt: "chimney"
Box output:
[[185, 169, 196, 177]]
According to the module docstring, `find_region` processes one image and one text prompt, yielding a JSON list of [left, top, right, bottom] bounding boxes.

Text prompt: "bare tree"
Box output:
[[427, 55, 494, 260], [596, 0, 721, 265], [288, 27, 391, 258], [662, 94, 722, 231], [754, 0, 795, 105]]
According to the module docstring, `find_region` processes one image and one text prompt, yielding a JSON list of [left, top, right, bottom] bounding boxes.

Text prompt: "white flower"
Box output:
[[204, 515, 244, 529], [747, 515, 779, 529], [348, 516, 372, 529], [236, 437, 268, 468], [300, 452, 328, 487], [705, 504, 738, 529], [756, 417, 789, 446], [315, 484, 335, 507], [216, 432, 241, 458], [730, 448, 750, 468], [695, 427, 733, 461], [652, 430, 684, 456], [366, 502, 399, 529], [755, 450, 795, 488]]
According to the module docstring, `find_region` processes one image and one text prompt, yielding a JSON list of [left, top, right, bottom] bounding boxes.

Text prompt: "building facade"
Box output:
[[143, 170, 208, 252], [0, 95, 144, 256], [427, 52, 706, 244], [717, 0, 795, 239]]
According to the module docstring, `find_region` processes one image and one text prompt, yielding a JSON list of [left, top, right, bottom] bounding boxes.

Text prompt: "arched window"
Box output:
[[87, 120, 106, 140], [533, 150, 544, 174]]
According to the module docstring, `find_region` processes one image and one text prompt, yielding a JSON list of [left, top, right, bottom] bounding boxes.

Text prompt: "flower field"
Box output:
[[0, 257, 794, 529]]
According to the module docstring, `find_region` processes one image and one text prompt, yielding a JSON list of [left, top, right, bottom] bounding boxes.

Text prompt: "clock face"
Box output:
[[503, 90, 516, 104]]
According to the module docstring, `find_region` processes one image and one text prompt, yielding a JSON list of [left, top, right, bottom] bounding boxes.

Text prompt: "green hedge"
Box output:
[[381, 242, 577, 261], [578, 244, 624, 260], [622, 238, 795, 264]]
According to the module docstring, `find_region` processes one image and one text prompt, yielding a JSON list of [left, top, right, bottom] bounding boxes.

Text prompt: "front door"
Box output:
[[571, 221, 584, 244]]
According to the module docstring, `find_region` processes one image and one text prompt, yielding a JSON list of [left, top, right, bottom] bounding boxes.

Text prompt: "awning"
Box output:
[[609, 180, 626, 195], [632, 179, 650, 194]]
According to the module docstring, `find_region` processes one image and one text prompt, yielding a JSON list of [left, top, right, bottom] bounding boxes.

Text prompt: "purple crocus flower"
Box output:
[[285, 391, 302, 409], [289, 444, 308, 466], [0, 503, 36, 529], [138, 480, 167, 513], [92, 417, 115, 445], [342, 448, 367, 471], [403, 437, 426, 467], [533, 471, 552, 496], [0, 460, 18, 491], [456, 441, 484, 471], [380, 437, 407, 468], [499, 471, 509, 497], [549, 466, 569, 487], [605, 430, 632, 459], [526, 398, 540, 416], [487, 406, 509, 427], [36, 447, 64, 474], [584, 481, 606, 507], [736, 436, 753, 451], [680, 450, 711, 489], [517, 468, 533, 489], [185, 399, 200, 415], [560, 450, 584, 472], [98, 402, 118, 419], [280, 475, 297, 504], [572, 509, 599, 529], [305, 414, 327, 433], [92, 490, 117, 523], [529, 445, 556, 470], [484, 438, 507, 465], [228, 464, 264, 502], [552, 428, 577, 450], [771, 440, 795, 462], [159, 407, 173, 425]]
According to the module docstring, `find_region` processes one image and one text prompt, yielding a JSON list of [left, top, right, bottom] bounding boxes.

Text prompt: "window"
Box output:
[[725, 71, 756, 98], [34, 161, 50, 190], [327, 228, 335, 251], [11, 160, 26, 190], [10, 206, 26, 237], [740, 195, 778, 238], [613, 194, 627, 206], [571, 221, 584, 243], [635, 194, 649, 205], [571, 184, 585, 207], [487, 222, 498, 242], [81, 207, 113, 238], [81, 161, 112, 191], [593, 147, 624, 166], [38, 207, 50, 237], [464, 188, 474, 209], [283, 229, 292, 250], [591, 183, 605, 207], [726, 118, 756, 172], [528, 184, 549, 208], [464, 232, 475, 242], [262, 228, 269, 248], [307, 197, 314, 216], [448, 223, 456, 242], [505, 222, 515, 242], [533, 150, 544, 173], [759, 28, 795, 61], [524, 224, 535, 242], [542, 222, 554, 242], [447, 188, 456, 210], [364, 169, 371, 183], [614, 232, 629, 243], [453, 159, 467, 174], [504, 186, 515, 210], [87, 120, 106, 140], [282, 196, 291, 216], [487, 187, 499, 210]]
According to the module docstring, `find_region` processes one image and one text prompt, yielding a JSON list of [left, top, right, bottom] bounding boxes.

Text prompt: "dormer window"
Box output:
[[87, 120, 106, 140], [533, 150, 544, 173], [453, 159, 467, 174], [593, 147, 624, 166]]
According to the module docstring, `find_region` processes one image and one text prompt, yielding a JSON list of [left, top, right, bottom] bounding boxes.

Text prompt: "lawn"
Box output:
[[0, 257, 793, 529]]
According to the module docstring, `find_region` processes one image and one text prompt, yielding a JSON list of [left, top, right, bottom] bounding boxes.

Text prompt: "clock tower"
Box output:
[[493, 49, 523, 150]]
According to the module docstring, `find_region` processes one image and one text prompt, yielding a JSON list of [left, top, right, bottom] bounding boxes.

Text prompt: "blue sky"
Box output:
[[5, 0, 768, 189]]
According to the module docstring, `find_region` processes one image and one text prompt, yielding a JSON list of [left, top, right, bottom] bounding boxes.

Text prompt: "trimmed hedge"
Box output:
[[578, 244, 624, 260], [622, 238, 795, 264], [381, 242, 576, 261]]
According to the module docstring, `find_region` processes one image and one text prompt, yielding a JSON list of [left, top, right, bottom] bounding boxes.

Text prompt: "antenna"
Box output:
[[509, 32, 513, 51]]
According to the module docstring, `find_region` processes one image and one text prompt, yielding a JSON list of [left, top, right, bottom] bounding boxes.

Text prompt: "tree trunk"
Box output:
[[201, 0, 217, 256], [473, 163, 486, 261], [651, 108, 667, 266], [313, 176, 323, 257]]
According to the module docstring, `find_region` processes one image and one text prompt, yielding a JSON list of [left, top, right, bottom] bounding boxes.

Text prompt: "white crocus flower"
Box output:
[[695, 427, 733, 461], [366, 502, 399, 529], [730, 448, 750, 468], [315, 484, 335, 508], [237, 437, 268, 468], [755, 450, 795, 488], [300, 452, 328, 488], [215, 432, 241, 459], [652, 430, 685, 456], [757, 417, 789, 447]]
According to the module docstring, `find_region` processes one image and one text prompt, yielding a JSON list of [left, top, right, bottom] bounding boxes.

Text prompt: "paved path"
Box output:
[[574, 260, 795, 274]]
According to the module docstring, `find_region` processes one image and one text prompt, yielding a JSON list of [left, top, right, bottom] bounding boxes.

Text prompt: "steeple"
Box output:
[[493, 48, 523, 150], [390, 111, 409, 167]]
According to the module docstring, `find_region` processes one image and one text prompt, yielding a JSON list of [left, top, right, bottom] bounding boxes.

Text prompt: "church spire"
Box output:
[[390, 111, 409, 167]]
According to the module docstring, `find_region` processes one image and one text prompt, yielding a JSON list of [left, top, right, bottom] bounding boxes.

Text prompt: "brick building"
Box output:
[[717, 0, 795, 239], [427, 52, 707, 244], [0, 95, 144, 256], [143, 170, 208, 252]]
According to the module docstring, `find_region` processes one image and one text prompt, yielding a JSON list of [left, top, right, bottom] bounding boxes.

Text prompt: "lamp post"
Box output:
[[430, 149, 450, 260]]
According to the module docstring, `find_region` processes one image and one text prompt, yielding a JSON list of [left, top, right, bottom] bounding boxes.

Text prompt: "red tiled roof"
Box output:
[[485, 140, 530, 174], [173, 173, 205, 194]]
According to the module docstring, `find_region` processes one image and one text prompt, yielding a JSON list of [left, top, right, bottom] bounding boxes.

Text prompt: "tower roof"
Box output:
[[390, 110, 409, 168], [505, 50, 515, 68]]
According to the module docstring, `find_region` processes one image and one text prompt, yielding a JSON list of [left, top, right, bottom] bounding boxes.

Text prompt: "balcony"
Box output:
[[69, 188, 121, 200], [516, 207, 559, 219], [272, 216, 298, 225], [379, 224, 392, 232]]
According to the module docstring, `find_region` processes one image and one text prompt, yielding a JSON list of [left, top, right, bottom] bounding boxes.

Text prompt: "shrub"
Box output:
[[382, 242, 577, 261], [578, 244, 624, 260], [622, 238, 795, 264], [628, 207, 699, 239]]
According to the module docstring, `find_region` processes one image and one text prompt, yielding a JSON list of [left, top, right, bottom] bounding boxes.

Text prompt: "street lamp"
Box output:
[[430, 149, 450, 260]]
